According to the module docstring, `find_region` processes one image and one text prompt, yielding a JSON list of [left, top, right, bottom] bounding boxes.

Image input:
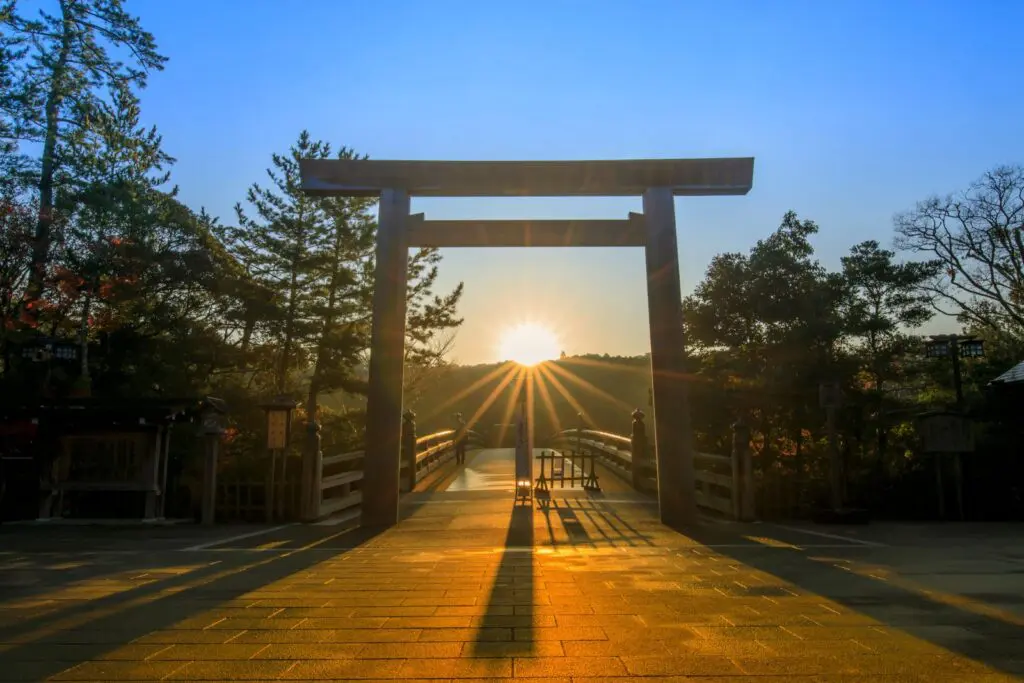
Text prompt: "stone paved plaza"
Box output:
[[1, 449, 1023, 681]]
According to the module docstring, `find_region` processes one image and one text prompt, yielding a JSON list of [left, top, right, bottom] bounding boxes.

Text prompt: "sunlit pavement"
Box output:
[[1, 452, 1023, 681]]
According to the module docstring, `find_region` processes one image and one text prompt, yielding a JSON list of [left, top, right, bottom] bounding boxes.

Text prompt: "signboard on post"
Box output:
[[918, 412, 975, 453], [267, 411, 289, 450]]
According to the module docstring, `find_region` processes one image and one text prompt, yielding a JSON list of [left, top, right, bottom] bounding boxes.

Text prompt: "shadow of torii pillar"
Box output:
[[299, 157, 754, 529]]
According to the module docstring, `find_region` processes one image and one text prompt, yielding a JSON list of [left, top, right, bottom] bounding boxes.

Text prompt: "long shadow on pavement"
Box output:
[[679, 521, 1024, 678], [0, 524, 383, 681], [470, 502, 534, 655], [0, 523, 289, 627], [0, 524, 256, 604], [537, 498, 592, 547]]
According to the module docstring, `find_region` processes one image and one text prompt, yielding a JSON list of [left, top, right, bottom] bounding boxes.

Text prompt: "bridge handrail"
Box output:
[[416, 429, 455, 447], [319, 429, 481, 470], [322, 450, 363, 468], [550, 428, 631, 450], [413, 429, 482, 464], [318, 428, 484, 519], [547, 426, 742, 519]]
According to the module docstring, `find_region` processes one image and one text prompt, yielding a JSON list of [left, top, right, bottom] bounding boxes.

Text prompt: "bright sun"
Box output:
[[497, 323, 561, 366]]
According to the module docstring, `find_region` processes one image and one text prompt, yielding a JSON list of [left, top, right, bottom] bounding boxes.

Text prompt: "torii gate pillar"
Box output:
[[361, 189, 410, 528], [642, 187, 698, 527]]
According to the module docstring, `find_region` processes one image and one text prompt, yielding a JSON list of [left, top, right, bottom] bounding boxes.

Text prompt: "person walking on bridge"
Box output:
[[454, 413, 468, 465]]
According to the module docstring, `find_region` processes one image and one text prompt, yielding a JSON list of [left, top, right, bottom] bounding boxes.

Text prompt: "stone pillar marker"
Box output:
[[361, 188, 410, 528], [642, 187, 698, 527]]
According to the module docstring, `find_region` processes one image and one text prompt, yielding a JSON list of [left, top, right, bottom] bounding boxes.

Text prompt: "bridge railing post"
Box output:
[[302, 419, 322, 521], [630, 409, 647, 491], [731, 417, 755, 521], [401, 410, 417, 492]]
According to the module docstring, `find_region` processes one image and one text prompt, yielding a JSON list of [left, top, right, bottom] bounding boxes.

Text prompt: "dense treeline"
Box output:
[[0, 2, 462, 493]]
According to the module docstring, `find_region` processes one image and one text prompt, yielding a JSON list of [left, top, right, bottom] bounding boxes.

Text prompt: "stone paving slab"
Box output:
[[1, 485, 1023, 681]]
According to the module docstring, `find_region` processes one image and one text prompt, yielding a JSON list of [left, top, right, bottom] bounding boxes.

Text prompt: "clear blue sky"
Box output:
[[131, 0, 1023, 364]]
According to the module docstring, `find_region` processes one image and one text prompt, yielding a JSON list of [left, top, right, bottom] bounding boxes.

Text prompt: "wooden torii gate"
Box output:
[[299, 158, 755, 529]]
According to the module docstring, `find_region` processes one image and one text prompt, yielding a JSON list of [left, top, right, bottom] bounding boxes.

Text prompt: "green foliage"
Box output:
[[0, 13, 466, 497], [3, 0, 167, 303], [220, 131, 465, 424], [226, 130, 333, 393]]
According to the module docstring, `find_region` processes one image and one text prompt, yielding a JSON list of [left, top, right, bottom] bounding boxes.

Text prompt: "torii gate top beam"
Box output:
[[299, 157, 754, 198]]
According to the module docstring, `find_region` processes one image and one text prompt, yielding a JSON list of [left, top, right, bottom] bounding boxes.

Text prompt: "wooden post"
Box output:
[[266, 449, 276, 523], [158, 426, 172, 519], [630, 409, 647, 491], [199, 411, 224, 526], [953, 452, 965, 521], [302, 420, 322, 521], [731, 418, 754, 521], [201, 436, 218, 525], [144, 425, 162, 520], [640, 191, 698, 527], [826, 405, 842, 511], [362, 188, 410, 528], [402, 410, 417, 493], [278, 448, 287, 520], [199, 406, 225, 525], [576, 412, 583, 463]]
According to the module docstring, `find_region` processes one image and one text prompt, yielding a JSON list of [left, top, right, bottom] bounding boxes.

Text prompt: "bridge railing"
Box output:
[[545, 412, 755, 521], [548, 429, 635, 480], [406, 427, 485, 489], [316, 413, 483, 520]]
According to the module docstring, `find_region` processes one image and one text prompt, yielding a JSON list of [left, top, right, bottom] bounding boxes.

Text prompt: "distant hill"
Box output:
[[320, 354, 656, 443]]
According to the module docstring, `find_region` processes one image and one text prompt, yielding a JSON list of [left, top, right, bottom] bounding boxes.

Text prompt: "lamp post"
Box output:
[[924, 334, 985, 410], [922, 334, 983, 521], [260, 395, 297, 522], [199, 402, 226, 525], [22, 336, 79, 396]]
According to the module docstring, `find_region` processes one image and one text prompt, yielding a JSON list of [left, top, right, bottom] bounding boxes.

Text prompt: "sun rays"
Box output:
[[419, 353, 646, 444]]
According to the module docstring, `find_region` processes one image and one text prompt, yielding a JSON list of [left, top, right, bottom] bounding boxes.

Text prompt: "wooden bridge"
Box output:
[[297, 407, 755, 527]]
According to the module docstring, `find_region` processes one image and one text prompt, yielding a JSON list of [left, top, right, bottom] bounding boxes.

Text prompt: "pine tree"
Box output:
[[56, 85, 171, 389], [304, 147, 376, 421], [3, 0, 166, 312], [227, 131, 332, 393], [402, 246, 464, 403]]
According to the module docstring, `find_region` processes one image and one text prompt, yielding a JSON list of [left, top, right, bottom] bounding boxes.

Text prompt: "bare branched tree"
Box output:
[[895, 165, 1024, 338]]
